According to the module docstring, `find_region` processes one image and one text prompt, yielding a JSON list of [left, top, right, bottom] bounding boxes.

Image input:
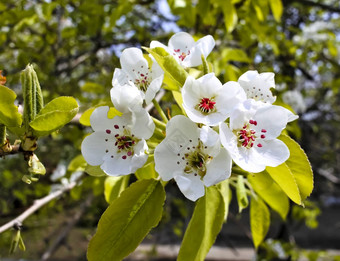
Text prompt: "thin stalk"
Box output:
[[152, 99, 168, 123]]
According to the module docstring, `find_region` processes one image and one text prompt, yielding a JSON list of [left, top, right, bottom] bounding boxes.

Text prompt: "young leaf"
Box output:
[[279, 134, 313, 202], [269, 0, 283, 22], [266, 163, 302, 205], [87, 179, 165, 261], [218, 0, 238, 33], [248, 172, 289, 220], [236, 175, 249, 213], [250, 197, 270, 249], [143, 47, 188, 91], [104, 176, 130, 204], [29, 96, 79, 137], [0, 85, 22, 127], [177, 186, 225, 261], [85, 165, 107, 177], [216, 179, 232, 221], [135, 162, 158, 180]]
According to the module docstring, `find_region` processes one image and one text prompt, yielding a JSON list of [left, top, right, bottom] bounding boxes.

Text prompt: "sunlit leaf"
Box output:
[[104, 176, 130, 204], [178, 186, 225, 261], [250, 197, 270, 249], [248, 171, 289, 220], [30, 96, 79, 137], [87, 179, 165, 261], [0, 85, 22, 127]]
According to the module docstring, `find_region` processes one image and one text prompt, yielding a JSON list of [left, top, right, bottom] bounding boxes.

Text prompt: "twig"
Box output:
[[40, 194, 94, 261], [0, 144, 20, 157], [0, 178, 80, 234]]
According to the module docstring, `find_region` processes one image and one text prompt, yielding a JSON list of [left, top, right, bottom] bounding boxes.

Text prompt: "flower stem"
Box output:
[[152, 99, 168, 123]]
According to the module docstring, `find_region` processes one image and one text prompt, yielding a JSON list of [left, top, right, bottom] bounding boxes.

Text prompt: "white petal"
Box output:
[[199, 125, 220, 147], [196, 73, 222, 97], [174, 174, 205, 201], [150, 40, 169, 52], [238, 70, 276, 103], [120, 47, 149, 81], [165, 115, 199, 141], [100, 154, 133, 176], [168, 32, 195, 53], [112, 68, 130, 86], [183, 35, 215, 67], [253, 105, 289, 139], [219, 122, 239, 158], [253, 139, 290, 168], [131, 109, 155, 139], [203, 148, 231, 187], [234, 147, 267, 173], [110, 84, 143, 113], [216, 81, 246, 116], [283, 107, 299, 122], [130, 140, 149, 173], [154, 140, 185, 181], [144, 74, 163, 105], [90, 106, 114, 132], [81, 132, 107, 166]]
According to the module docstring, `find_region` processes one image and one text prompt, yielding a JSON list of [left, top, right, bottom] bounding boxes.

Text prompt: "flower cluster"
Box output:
[[81, 32, 298, 201]]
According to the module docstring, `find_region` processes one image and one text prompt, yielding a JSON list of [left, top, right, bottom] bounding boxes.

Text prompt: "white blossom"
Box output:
[[112, 47, 164, 105], [182, 73, 246, 126], [150, 32, 215, 67], [219, 99, 297, 173], [155, 115, 232, 201], [81, 106, 155, 176]]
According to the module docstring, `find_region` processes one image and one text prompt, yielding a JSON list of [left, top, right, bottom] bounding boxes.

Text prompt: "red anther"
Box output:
[[261, 135, 266, 139], [257, 144, 263, 147], [140, 74, 144, 77], [122, 155, 127, 159], [261, 129, 267, 133], [127, 151, 132, 156], [115, 134, 119, 137], [250, 143, 254, 147], [174, 49, 180, 52], [106, 129, 111, 134], [114, 125, 119, 129]]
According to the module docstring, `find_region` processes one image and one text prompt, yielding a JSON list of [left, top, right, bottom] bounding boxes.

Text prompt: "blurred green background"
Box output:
[[0, 0, 340, 260]]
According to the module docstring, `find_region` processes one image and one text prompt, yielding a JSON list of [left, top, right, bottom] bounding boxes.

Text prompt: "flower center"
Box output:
[[196, 97, 216, 115], [173, 48, 190, 61], [183, 141, 212, 178], [236, 120, 267, 149], [134, 72, 151, 93], [114, 130, 140, 159]]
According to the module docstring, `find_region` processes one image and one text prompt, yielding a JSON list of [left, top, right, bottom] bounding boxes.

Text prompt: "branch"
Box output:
[[0, 177, 80, 234], [0, 144, 20, 157]]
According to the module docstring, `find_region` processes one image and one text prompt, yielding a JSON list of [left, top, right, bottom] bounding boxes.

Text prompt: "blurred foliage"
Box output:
[[1, 0, 340, 259]]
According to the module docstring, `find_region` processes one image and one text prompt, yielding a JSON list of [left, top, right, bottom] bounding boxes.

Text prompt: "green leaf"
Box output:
[[216, 179, 232, 221], [236, 175, 248, 212], [172, 90, 186, 115], [222, 48, 250, 63], [178, 186, 225, 261], [279, 135, 313, 203], [81, 82, 105, 94], [29, 96, 79, 137], [266, 163, 302, 205], [217, 0, 238, 33], [269, 0, 283, 22], [0, 85, 22, 127], [85, 165, 107, 177], [135, 162, 158, 180], [250, 197, 270, 249], [87, 179, 165, 261], [143, 47, 188, 91], [68, 154, 87, 172], [104, 176, 130, 204], [248, 171, 289, 220]]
